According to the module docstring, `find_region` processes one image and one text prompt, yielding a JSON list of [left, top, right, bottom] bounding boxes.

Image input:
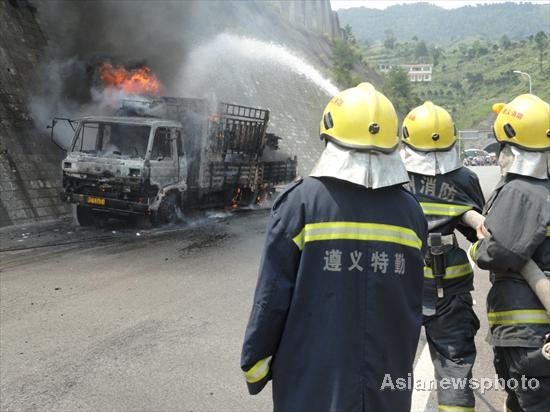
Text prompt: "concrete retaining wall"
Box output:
[[0, 0, 70, 227]]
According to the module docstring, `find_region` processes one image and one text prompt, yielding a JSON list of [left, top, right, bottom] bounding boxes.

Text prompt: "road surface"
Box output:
[[1, 167, 504, 411]]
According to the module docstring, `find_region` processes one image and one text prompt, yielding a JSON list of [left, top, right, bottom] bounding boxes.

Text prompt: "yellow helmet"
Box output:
[[401, 101, 456, 152], [492, 94, 550, 151], [320, 82, 398, 152]]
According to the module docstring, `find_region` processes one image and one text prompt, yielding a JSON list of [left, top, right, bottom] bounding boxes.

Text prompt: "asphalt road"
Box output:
[[0, 166, 503, 411]]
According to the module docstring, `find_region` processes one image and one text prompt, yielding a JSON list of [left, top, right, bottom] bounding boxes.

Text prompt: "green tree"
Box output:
[[384, 29, 396, 49], [343, 24, 356, 45], [329, 37, 362, 88], [465, 72, 484, 89], [382, 68, 419, 114], [415, 41, 429, 59], [500, 35, 512, 49], [336, 3, 549, 44], [432, 46, 443, 66], [534, 31, 548, 73], [466, 41, 489, 60]]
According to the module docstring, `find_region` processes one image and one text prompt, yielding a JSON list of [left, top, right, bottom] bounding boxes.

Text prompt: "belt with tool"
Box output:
[[426, 233, 457, 298]]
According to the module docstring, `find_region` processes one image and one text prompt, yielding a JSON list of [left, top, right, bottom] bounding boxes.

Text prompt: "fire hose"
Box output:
[[462, 210, 550, 361]]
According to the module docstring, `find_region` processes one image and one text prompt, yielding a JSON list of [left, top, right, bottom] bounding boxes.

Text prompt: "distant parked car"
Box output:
[[463, 149, 492, 166]]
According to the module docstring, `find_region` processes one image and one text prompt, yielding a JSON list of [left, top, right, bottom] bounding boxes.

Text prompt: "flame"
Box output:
[[98, 63, 162, 96]]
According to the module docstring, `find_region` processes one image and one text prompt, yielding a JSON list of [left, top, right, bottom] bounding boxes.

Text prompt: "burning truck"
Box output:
[[50, 64, 297, 226]]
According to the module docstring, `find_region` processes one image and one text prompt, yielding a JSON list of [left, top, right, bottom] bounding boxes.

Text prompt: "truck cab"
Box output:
[[61, 116, 187, 225]]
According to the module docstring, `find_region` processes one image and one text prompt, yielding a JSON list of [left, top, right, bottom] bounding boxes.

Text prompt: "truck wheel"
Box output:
[[76, 205, 95, 226], [150, 194, 177, 226]]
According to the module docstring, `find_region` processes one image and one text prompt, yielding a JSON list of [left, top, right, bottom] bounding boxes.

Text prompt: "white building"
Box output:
[[400, 64, 432, 82]]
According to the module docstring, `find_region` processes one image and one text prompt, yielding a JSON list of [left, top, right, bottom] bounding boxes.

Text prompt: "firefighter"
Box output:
[[470, 94, 550, 412], [400, 101, 485, 412], [241, 83, 428, 411]]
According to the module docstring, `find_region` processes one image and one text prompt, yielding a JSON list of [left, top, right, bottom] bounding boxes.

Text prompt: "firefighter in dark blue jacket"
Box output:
[[400, 102, 485, 412], [471, 94, 550, 412], [241, 83, 428, 412]]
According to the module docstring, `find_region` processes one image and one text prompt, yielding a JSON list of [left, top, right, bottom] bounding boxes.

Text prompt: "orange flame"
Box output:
[[98, 63, 162, 96]]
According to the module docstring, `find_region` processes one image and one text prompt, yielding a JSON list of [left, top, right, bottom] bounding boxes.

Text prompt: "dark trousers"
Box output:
[[424, 292, 480, 410], [493, 346, 550, 412]]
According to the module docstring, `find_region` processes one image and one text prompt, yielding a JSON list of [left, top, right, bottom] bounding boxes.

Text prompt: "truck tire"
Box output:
[[150, 193, 177, 226], [76, 205, 95, 226]]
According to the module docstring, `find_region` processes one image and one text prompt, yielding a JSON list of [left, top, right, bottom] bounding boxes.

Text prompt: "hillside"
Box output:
[[338, 2, 550, 44], [363, 35, 550, 129]]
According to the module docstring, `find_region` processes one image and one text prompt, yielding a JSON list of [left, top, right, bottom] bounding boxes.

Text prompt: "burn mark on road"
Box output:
[[178, 230, 232, 257]]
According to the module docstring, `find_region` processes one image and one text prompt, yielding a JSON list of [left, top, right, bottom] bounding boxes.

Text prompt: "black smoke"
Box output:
[[28, 1, 303, 127]]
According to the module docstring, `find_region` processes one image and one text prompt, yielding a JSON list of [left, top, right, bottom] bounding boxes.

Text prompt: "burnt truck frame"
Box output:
[[54, 97, 297, 225]]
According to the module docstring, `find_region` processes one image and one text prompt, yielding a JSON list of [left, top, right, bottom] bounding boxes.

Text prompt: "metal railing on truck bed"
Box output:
[[209, 102, 269, 160]]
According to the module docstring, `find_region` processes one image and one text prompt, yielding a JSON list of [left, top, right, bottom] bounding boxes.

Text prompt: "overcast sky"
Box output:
[[330, 0, 549, 10]]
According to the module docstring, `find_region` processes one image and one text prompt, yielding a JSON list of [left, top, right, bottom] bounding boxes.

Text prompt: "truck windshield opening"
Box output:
[[72, 122, 150, 158]]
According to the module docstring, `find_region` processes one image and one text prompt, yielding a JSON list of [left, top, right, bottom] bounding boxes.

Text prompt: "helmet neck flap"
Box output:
[[498, 144, 550, 179], [400, 144, 462, 176], [310, 142, 410, 189]]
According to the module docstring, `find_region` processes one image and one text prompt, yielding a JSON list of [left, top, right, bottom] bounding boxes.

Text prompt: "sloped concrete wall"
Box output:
[[0, 0, 70, 227]]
